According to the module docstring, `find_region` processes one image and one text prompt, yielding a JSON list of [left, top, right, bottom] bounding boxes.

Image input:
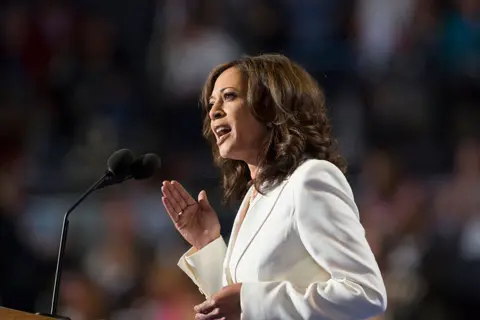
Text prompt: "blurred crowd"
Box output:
[[0, 0, 479, 319]]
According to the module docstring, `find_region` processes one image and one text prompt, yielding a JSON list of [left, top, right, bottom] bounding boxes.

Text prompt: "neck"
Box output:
[[247, 163, 259, 180], [244, 149, 264, 180]]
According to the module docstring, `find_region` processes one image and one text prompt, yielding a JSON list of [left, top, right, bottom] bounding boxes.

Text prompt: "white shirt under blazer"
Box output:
[[178, 159, 387, 319]]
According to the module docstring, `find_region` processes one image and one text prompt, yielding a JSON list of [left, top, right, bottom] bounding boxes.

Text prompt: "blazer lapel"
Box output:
[[223, 187, 254, 282], [230, 180, 288, 280]]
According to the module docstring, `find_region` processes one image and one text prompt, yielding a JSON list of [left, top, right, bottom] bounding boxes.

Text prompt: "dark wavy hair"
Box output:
[[201, 54, 347, 204]]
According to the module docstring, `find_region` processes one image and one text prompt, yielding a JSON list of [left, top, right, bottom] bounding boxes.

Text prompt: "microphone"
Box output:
[[37, 149, 135, 320], [95, 153, 161, 189], [130, 153, 161, 179]]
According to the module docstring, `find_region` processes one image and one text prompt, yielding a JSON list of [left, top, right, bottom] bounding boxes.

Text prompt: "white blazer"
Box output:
[[178, 159, 387, 320]]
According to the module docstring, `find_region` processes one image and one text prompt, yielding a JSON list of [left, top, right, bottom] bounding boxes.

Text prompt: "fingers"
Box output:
[[194, 300, 222, 320], [162, 180, 196, 210], [195, 309, 223, 320], [161, 196, 180, 223], [161, 183, 183, 214], [168, 182, 189, 209], [161, 180, 198, 227], [198, 190, 211, 210], [171, 180, 196, 206], [194, 299, 216, 314]]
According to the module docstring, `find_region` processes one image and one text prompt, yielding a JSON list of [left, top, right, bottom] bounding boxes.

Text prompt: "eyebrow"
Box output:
[[209, 87, 237, 101]]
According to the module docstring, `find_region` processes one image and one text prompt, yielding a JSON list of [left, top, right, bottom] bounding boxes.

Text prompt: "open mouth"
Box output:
[[214, 125, 231, 144]]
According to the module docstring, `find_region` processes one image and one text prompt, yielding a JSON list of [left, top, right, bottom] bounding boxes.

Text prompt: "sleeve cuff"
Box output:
[[177, 237, 227, 297]]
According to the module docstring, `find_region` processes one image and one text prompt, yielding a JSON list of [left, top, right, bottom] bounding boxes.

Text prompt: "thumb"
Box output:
[[198, 190, 212, 210]]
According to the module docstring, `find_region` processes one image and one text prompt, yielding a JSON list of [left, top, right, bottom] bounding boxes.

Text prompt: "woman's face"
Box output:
[[208, 67, 268, 164]]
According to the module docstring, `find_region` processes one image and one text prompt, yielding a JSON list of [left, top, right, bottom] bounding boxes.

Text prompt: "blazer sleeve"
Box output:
[[177, 236, 227, 298], [240, 160, 387, 320]]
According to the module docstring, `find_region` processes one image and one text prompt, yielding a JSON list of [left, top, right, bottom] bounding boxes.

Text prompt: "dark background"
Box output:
[[0, 0, 479, 319]]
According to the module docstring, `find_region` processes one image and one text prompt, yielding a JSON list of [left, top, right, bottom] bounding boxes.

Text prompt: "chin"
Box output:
[[218, 147, 233, 159], [218, 145, 242, 161]]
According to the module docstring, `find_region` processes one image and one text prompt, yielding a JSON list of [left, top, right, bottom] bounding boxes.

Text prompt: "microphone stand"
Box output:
[[37, 171, 114, 319]]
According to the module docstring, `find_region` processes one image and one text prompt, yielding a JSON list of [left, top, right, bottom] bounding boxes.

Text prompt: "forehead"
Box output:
[[212, 67, 245, 92]]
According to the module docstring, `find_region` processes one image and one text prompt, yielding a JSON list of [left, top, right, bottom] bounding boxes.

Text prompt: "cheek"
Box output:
[[253, 124, 268, 141], [230, 107, 268, 146], [240, 121, 267, 145]]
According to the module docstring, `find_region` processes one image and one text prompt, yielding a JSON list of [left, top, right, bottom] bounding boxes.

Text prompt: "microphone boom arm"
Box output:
[[38, 171, 112, 319]]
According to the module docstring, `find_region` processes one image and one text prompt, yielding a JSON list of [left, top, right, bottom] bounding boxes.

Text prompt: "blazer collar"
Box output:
[[228, 179, 288, 280]]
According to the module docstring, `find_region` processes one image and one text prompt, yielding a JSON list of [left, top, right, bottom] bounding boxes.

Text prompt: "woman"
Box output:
[[161, 54, 387, 319]]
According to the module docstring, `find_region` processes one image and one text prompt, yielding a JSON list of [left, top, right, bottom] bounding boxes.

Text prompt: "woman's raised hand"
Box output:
[[161, 180, 221, 250]]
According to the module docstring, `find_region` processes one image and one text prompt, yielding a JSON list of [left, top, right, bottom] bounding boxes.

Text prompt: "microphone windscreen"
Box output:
[[131, 153, 161, 180], [107, 149, 135, 177]]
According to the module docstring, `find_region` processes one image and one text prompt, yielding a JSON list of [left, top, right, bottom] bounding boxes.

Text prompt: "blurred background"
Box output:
[[0, 0, 479, 319]]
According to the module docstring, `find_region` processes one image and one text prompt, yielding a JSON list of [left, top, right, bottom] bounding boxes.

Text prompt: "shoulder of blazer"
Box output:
[[288, 159, 354, 199]]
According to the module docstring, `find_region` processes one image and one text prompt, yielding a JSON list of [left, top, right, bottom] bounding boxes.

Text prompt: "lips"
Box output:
[[217, 132, 231, 145], [215, 125, 231, 136], [213, 125, 232, 145]]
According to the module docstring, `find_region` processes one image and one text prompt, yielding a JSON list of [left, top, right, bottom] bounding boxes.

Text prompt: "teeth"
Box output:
[[215, 126, 230, 134]]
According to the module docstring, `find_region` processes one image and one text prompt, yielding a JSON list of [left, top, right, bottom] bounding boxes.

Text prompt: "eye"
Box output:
[[208, 101, 214, 109], [223, 92, 236, 101]]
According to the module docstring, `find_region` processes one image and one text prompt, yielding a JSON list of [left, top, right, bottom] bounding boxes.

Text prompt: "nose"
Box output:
[[209, 104, 225, 121]]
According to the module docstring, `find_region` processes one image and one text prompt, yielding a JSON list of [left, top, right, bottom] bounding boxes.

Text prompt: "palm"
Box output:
[[161, 180, 220, 249]]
